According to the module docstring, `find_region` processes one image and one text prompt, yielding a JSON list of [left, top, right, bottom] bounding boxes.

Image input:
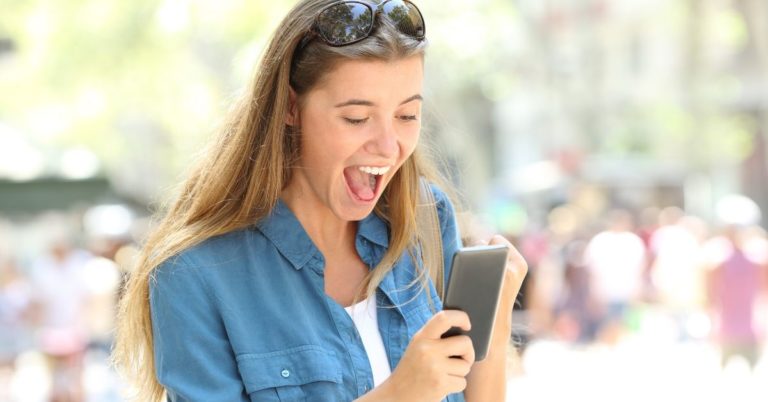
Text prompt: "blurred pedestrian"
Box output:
[[584, 209, 646, 343], [553, 239, 599, 343], [705, 225, 768, 370], [648, 210, 708, 340], [29, 235, 93, 402], [0, 257, 33, 368]]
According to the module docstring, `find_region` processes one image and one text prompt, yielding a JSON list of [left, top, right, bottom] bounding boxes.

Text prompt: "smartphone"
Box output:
[[441, 244, 509, 361]]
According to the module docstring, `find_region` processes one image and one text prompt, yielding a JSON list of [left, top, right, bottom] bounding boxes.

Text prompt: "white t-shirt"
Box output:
[[584, 230, 646, 303], [344, 296, 392, 387]]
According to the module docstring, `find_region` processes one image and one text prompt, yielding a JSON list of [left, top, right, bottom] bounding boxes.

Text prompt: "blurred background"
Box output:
[[1, 0, 767, 401]]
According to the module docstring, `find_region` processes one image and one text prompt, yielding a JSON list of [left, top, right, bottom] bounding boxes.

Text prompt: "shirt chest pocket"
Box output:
[[236, 345, 344, 402]]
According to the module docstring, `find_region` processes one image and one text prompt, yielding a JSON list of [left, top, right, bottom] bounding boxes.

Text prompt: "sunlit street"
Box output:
[[2, 0, 768, 400]]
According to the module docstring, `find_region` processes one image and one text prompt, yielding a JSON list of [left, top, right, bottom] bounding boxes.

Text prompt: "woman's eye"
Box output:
[[344, 117, 369, 125], [399, 115, 418, 121]]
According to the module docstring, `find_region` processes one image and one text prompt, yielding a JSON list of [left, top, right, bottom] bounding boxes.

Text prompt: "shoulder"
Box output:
[[152, 226, 270, 286], [422, 180, 463, 265], [426, 182, 462, 247], [150, 229, 252, 310], [177, 228, 252, 265], [427, 181, 452, 208], [426, 181, 458, 225]]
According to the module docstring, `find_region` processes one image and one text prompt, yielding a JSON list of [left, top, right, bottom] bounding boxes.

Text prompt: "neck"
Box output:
[[280, 187, 356, 256]]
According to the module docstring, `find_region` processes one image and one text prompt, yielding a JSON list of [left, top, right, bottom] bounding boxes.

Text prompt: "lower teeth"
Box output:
[[369, 175, 376, 189]]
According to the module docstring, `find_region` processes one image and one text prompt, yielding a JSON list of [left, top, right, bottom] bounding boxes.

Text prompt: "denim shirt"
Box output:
[[150, 184, 466, 402]]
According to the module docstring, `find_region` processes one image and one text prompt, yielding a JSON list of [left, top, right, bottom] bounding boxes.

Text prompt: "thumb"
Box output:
[[472, 238, 489, 246]]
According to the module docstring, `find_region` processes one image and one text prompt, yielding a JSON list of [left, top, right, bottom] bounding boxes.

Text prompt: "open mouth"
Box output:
[[343, 165, 391, 202]]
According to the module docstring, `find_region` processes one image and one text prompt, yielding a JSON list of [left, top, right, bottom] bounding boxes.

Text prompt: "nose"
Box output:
[[365, 120, 399, 158]]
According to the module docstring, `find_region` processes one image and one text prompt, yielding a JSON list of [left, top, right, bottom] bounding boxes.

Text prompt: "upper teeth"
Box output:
[[358, 166, 391, 175]]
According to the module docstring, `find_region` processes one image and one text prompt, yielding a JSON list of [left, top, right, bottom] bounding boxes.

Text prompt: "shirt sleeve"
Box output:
[[149, 254, 248, 402]]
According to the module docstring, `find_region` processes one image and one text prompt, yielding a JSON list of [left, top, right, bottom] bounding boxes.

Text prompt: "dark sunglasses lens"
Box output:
[[316, 2, 374, 46], [382, 0, 425, 38]]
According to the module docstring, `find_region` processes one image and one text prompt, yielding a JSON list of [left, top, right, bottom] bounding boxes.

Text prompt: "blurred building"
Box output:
[[426, 0, 768, 230]]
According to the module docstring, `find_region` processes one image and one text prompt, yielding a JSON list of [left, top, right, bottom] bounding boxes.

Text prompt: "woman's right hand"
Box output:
[[378, 310, 475, 401]]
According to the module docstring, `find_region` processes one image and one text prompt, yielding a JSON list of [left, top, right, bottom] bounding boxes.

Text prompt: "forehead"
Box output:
[[310, 56, 424, 104]]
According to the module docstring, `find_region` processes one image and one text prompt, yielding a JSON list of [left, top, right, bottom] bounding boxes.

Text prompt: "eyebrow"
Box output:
[[334, 94, 423, 108]]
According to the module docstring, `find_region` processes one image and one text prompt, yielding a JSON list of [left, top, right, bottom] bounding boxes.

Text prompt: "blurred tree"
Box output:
[[734, 0, 768, 218], [0, 0, 292, 202], [0, 0, 523, 206], [2, 0, 765, 216]]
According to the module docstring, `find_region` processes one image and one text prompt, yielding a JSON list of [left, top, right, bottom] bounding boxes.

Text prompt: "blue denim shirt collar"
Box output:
[[255, 199, 319, 270], [256, 198, 390, 271], [357, 209, 390, 248]]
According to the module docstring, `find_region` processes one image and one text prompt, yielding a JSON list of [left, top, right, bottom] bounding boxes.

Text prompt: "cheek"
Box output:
[[299, 127, 359, 174], [299, 118, 339, 164], [399, 128, 420, 160]]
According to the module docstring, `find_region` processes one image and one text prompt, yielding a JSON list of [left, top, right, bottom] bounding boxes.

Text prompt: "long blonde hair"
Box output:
[[113, 1, 450, 400]]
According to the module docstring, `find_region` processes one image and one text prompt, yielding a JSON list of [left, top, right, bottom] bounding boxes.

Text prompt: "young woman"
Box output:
[[113, 1, 527, 401]]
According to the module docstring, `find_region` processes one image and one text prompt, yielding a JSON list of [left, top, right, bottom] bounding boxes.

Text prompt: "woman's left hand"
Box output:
[[478, 234, 528, 357], [462, 234, 528, 402]]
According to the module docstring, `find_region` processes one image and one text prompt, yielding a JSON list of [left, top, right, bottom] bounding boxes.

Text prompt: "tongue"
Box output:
[[344, 167, 376, 201]]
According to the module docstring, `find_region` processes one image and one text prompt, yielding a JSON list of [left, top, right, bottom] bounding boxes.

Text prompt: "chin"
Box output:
[[333, 199, 377, 222]]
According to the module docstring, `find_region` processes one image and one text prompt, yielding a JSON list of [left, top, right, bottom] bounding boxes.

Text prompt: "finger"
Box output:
[[506, 244, 528, 274], [418, 310, 471, 340], [487, 234, 510, 246], [445, 375, 468, 395], [441, 335, 475, 363], [505, 247, 529, 292], [472, 238, 489, 246], [442, 355, 474, 377], [487, 234, 528, 275], [488, 235, 514, 264]]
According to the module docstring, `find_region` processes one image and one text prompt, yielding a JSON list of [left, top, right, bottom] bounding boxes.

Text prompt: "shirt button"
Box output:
[[281, 369, 290, 378]]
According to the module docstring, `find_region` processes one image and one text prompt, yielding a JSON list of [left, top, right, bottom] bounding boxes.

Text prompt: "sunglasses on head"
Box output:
[[298, 0, 426, 50]]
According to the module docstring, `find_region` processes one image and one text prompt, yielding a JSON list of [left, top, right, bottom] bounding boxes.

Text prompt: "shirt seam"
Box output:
[[173, 252, 225, 312]]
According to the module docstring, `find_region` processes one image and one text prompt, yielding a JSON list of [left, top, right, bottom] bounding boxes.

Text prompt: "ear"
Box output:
[[285, 87, 300, 127]]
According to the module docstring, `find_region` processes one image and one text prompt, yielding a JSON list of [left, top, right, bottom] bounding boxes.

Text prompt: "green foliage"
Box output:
[[0, 0, 762, 200], [0, 0, 291, 185]]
